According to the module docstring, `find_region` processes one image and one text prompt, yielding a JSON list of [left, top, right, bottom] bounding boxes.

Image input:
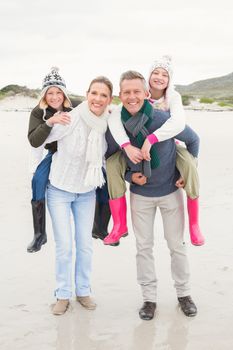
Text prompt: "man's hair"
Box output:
[[87, 76, 113, 96], [119, 70, 147, 90]]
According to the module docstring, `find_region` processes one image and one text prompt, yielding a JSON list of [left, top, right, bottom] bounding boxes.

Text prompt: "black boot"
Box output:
[[27, 200, 47, 253], [92, 202, 111, 240]]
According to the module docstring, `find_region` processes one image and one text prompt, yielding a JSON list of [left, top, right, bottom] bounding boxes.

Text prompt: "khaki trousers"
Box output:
[[176, 144, 199, 199], [106, 151, 127, 199], [130, 189, 190, 302]]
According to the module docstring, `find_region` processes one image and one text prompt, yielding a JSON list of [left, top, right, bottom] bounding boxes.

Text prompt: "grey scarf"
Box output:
[[124, 113, 151, 178]]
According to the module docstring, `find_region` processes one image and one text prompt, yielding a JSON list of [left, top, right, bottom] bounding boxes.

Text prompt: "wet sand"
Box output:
[[0, 107, 233, 349]]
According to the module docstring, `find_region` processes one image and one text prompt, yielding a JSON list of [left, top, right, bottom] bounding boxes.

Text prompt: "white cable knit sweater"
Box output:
[[31, 102, 108, 193]]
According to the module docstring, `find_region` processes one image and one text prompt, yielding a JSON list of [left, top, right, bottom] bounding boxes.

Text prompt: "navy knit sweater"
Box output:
[[105, 107, 200, 198]]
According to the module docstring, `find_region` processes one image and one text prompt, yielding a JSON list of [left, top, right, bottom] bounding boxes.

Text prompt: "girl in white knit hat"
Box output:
[[105, 55, 204, 247]]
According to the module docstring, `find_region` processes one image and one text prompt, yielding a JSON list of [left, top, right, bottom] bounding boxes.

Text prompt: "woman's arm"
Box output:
[[43, 107, 80, 144]]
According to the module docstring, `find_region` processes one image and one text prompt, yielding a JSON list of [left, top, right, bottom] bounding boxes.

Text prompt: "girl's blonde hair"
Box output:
[[39, 86, 72, 119]]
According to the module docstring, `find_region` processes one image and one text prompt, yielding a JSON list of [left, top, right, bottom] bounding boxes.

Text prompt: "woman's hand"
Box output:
[[48, 112, 71, 126]]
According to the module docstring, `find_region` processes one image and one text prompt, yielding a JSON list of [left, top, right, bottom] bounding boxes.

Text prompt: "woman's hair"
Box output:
[[119, 70, 147, 91], [87, 76, 113, 96]]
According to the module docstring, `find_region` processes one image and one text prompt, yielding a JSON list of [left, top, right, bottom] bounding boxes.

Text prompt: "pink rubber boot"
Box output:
[[187, 197, 205, 246], [103, 196, 128, 246]]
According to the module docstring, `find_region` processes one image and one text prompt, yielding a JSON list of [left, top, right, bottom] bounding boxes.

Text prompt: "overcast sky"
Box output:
[[1, 0, 233, 94]]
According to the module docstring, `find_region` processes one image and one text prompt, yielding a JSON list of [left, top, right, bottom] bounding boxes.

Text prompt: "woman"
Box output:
[[41, 76, 113, 315]]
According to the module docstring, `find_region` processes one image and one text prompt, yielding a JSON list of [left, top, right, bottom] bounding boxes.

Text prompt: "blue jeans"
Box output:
[[32, 152, 53, 201], [47, 183, 96, 299]]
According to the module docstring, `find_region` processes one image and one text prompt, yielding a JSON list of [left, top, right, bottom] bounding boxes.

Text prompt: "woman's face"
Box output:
[[87, 82, 112, 116], [149, 67, 169, 92], [45, 87, 65, 110]]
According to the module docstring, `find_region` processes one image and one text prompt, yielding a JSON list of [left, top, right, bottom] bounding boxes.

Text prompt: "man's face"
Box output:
[[119, 79, 148, 115]]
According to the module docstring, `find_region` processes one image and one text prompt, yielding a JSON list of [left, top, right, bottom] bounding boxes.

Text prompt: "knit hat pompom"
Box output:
[[149, 55, 173, 79], [42, 66, 66, 89], [39, 66, 72, 113]]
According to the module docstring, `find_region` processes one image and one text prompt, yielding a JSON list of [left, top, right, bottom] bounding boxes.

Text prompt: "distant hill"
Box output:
[[0, 84, 40, 99], [175, 72, 233, 99], [0, 84, 85, 104], [1, 72, 233, 107], [0, 84, 120, 105]]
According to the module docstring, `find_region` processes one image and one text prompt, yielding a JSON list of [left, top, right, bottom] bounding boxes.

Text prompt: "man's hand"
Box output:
[[124, 144, 143, 164], [175, 177, 185, 188], [132, 172, 147, 186], [49, 112, 71, 126], [141, 138, 151, 161]]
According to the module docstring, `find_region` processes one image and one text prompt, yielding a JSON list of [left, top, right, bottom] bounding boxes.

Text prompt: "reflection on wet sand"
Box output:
[[54, 298, 192, 350]]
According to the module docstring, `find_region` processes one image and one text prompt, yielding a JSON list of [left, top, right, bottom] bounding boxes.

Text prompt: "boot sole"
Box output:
[[192, 240, 205, 246], [109, 242, 120, 247], [104, 232, 128, 246], [27, 239, 47, 253], [122, 232, 128, 238], [92, 233, 107, 241]]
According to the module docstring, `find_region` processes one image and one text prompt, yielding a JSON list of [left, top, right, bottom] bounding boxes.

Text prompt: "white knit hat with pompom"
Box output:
[[149, 55, 173, 79], [148, 55, 175, 108]]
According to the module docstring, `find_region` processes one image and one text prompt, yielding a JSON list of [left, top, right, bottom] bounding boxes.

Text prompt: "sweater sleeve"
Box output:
[[151, 91, 185, 142], [42, 106, 80, 144], [28, 107, 54, 148], [108, 104, 130, 147]]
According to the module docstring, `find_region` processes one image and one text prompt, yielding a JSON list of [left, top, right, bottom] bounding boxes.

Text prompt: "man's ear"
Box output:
[[145, 89, 150, 98]]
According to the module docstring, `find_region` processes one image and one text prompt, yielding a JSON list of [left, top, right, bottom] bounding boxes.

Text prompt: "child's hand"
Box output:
[[132, 172, 147, 186], [175, 177, 185, 188], [124, 144, 143, 164], [141, 139, 151, 161]]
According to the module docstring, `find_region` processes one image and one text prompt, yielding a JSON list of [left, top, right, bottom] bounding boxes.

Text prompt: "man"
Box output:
[[106, 70, 199, 320]]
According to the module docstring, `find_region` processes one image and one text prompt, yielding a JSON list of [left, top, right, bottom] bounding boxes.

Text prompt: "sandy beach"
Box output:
[[0, 103, 233, 350]]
